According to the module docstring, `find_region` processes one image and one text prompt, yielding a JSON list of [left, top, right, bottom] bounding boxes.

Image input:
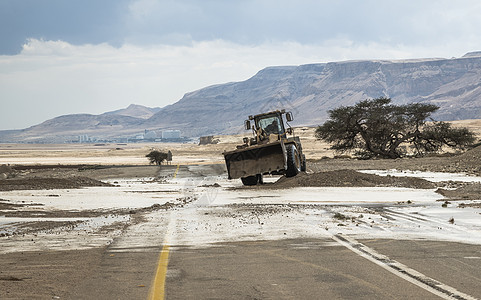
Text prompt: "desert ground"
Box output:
[[1, 121, 481, 299]]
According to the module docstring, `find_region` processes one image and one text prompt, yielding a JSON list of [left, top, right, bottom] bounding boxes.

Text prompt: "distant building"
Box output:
[[78, 134, 90, 143], [161, 130, 181, 139], [144, 130, 157, 140]]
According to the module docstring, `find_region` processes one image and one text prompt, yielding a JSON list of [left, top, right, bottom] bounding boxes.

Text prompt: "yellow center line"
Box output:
[[173, 164, 180, 178], [148, 244, 170, 300], [148, 164, 179, 299]]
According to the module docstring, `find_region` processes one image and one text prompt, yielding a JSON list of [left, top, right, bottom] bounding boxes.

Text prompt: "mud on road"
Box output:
[[0, 177, 112, 191], [274, 169, 436, 189], [309, 145, 481, 176]]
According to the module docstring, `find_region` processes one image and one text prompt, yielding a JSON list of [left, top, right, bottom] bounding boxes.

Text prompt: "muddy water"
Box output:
[[1, 165, 481, 255]]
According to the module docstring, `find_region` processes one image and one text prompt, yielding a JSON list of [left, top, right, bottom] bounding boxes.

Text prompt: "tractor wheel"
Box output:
[[300, 154, 307, 172], [285, 144, 301, 177], [241, 175, 258, 186]]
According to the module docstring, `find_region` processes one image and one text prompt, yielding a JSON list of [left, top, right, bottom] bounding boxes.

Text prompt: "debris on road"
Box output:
[[273, 169, 436, 189]]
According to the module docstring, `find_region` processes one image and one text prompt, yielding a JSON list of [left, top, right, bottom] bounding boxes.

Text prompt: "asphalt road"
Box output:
[[165, 238, 439, 300], [65, 238, 481, 299]]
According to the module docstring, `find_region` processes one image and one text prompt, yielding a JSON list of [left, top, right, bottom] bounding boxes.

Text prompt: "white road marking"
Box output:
[[331, 234, 477, 300]]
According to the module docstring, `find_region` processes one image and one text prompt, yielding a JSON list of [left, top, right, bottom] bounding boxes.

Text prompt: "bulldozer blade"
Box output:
[[224, 141, 286, 179]]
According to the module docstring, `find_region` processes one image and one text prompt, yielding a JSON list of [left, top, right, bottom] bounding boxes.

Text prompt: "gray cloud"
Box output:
[[0, 0, 129, 54], [3, 0, 481, 54], [121, 0, 481, 49]]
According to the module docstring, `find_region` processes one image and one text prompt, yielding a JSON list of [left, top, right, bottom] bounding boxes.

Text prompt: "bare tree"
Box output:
[[146, 150, 168, 165], [316, 97, 476, 159]]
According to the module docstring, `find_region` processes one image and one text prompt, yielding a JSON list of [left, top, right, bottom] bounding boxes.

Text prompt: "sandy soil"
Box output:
[[0, 177, 112, 191], [436, 183, 481, 202], [1, 145, 480, 238], [308, 144, 481, 176], [0, 119, 479, 165], [274, 169, 437, 189], [1, 142, 480, 206]]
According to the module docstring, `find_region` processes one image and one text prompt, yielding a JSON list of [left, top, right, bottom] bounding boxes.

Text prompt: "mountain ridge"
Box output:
[[143, 54, 481, 136], [2, 53, 481, 142], [104, 104, 161, 119]]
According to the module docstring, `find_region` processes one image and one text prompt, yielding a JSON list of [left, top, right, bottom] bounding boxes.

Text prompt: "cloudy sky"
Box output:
[[1, 0, 481, 130]]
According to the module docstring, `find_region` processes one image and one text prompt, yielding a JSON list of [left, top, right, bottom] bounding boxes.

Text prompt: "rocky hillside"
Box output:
[[1, 52, 481, 142], [2, 114, 144, 143], [146, 52, 481, 136], [104, 104, 161, 119], [0, 104, 161, 143]]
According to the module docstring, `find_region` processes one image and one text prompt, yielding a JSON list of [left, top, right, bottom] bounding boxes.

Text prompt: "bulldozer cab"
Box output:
[[245, 110, 292, 142], [255, 113, 285, 135]]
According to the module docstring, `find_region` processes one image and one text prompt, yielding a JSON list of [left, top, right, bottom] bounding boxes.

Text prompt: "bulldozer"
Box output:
[[223, 109, 306, 185]]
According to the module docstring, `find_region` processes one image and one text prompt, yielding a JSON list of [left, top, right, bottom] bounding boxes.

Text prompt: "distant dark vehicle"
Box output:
[[223, 110, 306, 185]]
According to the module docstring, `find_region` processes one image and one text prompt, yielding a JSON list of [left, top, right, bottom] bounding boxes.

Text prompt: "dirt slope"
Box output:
[[274, 169, 436, 189]]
